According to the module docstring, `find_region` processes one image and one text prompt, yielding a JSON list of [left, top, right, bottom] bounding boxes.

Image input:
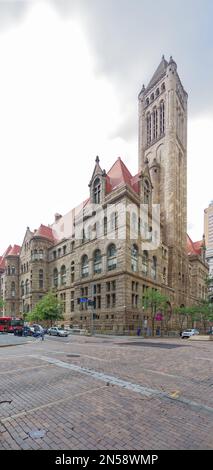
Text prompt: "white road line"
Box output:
[[35, 355, 213, 414]]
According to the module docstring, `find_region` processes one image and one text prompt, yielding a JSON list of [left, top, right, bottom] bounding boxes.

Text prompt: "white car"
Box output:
[[48, 327, 68, 337], [181, 328, 199, 339]]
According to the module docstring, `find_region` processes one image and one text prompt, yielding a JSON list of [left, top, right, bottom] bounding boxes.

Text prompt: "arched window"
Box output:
[[39, 249, 43, 260], [151, 93, 154, 101], [25, 279, 29, 295], [151, 256, 157, 280], [161, 82, 165, 92], [53, 268, 58, 287], [146, 112, 151, 145], [156, 88, 160, 97], [34, 250, 38, 260], [7, 266, 11, 275], [94, 249, 102, 274], [144, 180, 150, 204], [11, 266, 16, 275], [142, 251, 148, 275], [160, 101, 165, 135], [21, 281, 24, 297], [153, 107, 158, 139], [11, 282, 16, 297], [39, 269, 44, 289], [146, 97, 149, 107], [82, 255, 89, 278], [61, 265, 66, 285], [71, 261, 75, 283], [131, 244, 138, 272], [107, 244, 117, 271], [93, 177, 101, 204]]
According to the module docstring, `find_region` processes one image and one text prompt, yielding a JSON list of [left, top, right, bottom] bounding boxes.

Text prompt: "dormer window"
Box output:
[[93, 178, 101, 204]]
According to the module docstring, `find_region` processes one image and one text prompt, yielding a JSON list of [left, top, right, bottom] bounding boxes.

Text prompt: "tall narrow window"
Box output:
[[53, 268, 58, 287], [153, 107, 158, 139], [25, 279, 29, 295], [107, 244, 117, 271], [144, 180, 150, 204], [94, 178, 101, 204], [160, 101, 165, 135], [131, 244, 138, 272], [21, 281, 24, 297], [104, 217, 108, 236], [142, 251, 148, 276], [82, 255, 89, 278], [71, 261, 75, 283], [39, 269, 44, 289], [151, 256, 157, 280], [146, 112, 151, 145], [94, 249, 102, 274], [61, 266, 66, 285], [11, 282, 16, 297]]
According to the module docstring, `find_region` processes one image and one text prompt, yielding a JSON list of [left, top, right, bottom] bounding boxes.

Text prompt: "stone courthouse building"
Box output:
[[0, 57, 209, 333]]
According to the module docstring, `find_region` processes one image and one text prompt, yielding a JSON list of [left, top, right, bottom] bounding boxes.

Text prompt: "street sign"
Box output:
[[79, 297, 88, 303]]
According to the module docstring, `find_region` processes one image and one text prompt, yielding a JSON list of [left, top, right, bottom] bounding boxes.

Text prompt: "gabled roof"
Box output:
[[0, 246, 12, 271], [146, 56, 168, 92], [107, 157, 133, 191], [187, 235, 203, 256], [7, 245, 21, 257], [34, 224, 56, 242]]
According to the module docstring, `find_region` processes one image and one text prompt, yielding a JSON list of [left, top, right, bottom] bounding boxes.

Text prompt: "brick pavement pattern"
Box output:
[[0, 336, 212, 450]]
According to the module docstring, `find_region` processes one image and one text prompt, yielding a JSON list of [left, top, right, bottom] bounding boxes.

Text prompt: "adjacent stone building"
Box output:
[[0, 57, 209, 333]]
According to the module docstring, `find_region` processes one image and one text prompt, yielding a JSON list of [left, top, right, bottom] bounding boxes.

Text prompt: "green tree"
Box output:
[[27, 292, 63, 326], [173, 306, 188, 333], [142, 290, 170, 336], [0, 296, 4, 312]]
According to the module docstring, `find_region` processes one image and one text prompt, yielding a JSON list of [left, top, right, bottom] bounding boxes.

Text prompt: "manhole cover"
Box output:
[[67, 354, 80, 357], [28, 430, 46, 439]]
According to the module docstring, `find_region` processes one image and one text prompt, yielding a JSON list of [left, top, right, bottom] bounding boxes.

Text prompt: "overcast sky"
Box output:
[[0, 0, 212, 253]]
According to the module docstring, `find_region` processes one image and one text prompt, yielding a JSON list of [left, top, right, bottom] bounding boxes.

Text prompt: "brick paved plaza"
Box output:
[[0, 335, 212, 450]]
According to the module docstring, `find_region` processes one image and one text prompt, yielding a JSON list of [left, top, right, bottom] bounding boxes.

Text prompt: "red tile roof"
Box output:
[[187, 235, 203, 256], [34, 224, 56, 242], [0, 246, 12, 270], [106, 157, 140, 194], [7, 245, 21, 256]]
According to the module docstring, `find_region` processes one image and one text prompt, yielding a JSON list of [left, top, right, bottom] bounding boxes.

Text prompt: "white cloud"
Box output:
[[0, 1, 134, 252]]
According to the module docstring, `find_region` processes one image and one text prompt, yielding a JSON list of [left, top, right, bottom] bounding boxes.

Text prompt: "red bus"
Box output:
[[0, 317, 24, 333]]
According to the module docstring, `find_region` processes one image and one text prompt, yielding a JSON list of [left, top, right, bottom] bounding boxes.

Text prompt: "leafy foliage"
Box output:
[[27, 292, 63, 326]]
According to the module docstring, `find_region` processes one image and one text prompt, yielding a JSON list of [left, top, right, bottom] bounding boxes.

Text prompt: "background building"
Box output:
[[0, 57, 209, 332]]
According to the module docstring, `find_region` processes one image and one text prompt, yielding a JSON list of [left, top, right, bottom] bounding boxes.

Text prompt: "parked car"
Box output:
[[181, 328, 199, 339], [48, 327, 68, 337], [22, 326, 34, 336]]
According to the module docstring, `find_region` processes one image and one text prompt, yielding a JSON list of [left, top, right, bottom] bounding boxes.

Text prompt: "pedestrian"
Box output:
[[40, 329, 44, 341]]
